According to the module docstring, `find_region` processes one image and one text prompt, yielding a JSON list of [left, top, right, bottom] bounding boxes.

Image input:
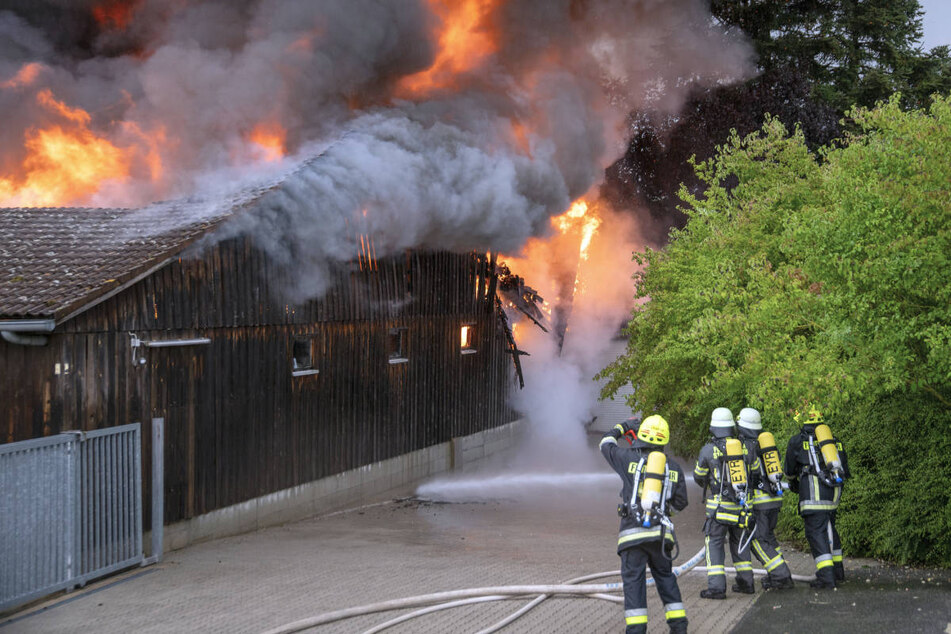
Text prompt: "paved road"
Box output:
[[0, 446, 766, 633], [734, 546, 951, 634]]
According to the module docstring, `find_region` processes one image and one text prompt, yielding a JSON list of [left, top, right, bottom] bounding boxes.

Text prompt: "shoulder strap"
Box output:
[[628, 456, 646, 508]]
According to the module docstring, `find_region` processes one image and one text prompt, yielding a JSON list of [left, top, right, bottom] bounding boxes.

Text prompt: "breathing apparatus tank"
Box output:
[[757, 431, 786, 494], [724, 437, 748, 499], [814, 424, 843, 484], [724, 437, 747, 490], [639, 451, 667, 526]]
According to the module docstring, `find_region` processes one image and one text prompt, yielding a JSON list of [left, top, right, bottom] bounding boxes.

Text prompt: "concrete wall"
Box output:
[[159, 418, 527, 552]]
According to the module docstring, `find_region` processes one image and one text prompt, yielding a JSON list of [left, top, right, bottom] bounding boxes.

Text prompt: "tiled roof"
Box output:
[[0, 199, 239, 323]]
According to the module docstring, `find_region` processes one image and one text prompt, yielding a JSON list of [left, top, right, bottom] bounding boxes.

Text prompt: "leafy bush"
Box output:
[[599, 94, 951, 565]]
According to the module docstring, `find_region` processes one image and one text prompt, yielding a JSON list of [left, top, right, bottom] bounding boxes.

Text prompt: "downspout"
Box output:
[[0, 318, 56, 346]]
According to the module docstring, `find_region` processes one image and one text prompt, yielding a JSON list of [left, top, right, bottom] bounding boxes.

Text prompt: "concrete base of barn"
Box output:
[[154, 418, 526, 553]]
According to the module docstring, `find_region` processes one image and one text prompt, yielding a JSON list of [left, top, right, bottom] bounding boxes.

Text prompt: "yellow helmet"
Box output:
[[794, 405, 824, 425], [637, 415, 669, 446]]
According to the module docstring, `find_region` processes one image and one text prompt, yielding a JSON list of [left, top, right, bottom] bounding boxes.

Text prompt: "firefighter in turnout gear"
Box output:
[[693, 408, 757, 599], [784, 407, 850, 588], [737, 408, 795, 590], [601, 415, 688, 634]]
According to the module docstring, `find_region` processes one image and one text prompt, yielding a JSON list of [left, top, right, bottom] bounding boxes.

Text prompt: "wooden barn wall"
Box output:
[[1, 238, 516, 525]]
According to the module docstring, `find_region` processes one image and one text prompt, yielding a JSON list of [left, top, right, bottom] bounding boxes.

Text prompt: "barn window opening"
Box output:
[[460, 324, 476, 354], [291, 338, 318, 377], [387, 327, 408, 364]]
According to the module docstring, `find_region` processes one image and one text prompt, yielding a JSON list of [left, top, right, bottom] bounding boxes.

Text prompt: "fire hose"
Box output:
[[261, 547, 816, 634], [262, 548, 706, 634]]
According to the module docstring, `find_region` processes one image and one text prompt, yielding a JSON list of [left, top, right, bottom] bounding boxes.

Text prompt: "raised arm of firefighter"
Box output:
[[600, 419, 638, 475]]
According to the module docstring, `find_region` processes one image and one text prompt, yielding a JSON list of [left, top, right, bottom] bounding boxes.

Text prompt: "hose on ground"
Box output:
[[262, 547, 814, 634], [362, 592, 622, 634], [474, 547, 706, 634], [260, 584, 623, 634], [692, 565, 814, 583]]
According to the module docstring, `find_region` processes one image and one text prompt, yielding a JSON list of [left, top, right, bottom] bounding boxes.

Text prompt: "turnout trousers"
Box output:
[[620, 542, 687, 634], [751, 508, 792, 583], [830, 512, 844, 581], [703, 518, 753, 593], [803, 511, 837, 585]]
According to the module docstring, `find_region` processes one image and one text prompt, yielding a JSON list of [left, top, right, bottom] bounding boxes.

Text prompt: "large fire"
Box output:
[[499, 198, 605, 340], [556, 200, 602, 263], [0, 90, 135, 208], [396, 0, 502, 98]]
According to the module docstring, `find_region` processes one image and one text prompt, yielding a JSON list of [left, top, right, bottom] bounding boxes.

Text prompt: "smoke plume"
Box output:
[[1, 0, 751, 299]]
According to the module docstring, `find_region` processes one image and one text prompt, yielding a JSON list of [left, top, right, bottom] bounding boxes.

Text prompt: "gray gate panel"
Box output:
[[0, 435, 77, 612], [77, 424, 143, 585], [0, 423, 147, 612]]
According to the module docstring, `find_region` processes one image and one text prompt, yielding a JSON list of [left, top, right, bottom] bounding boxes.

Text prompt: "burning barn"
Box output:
[[0, 196, 521, 544], [0, 0, 754, 558]]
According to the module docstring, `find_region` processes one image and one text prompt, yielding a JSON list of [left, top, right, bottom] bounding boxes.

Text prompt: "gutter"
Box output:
[[0, 319, 56, 346]]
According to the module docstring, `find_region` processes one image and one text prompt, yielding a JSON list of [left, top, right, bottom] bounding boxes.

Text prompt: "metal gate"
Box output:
[[0, 422, 161, 613]]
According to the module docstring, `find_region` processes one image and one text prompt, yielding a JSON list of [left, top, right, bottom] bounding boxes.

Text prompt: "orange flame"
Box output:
[[249, 122, 287, 162], [92, 0, 139, 30], [554, 200, 601, 261], [1, 63, 45, 90], [396, 0, 501, 98], [0, 90, 136, 207]]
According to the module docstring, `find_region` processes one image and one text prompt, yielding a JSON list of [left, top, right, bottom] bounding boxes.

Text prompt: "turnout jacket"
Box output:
[[784, 424, 850, 514], [694, 437, 760, 518], [600, 427, 688, 553]]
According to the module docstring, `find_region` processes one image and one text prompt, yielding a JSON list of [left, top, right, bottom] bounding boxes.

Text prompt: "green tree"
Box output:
[[604, 1, 951, 228], [599, 95, 951, 565], [710, 0, 951, 110]]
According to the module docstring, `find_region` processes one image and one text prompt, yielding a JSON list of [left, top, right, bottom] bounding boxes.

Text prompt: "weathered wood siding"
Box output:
[[1, 237, 515, 525]]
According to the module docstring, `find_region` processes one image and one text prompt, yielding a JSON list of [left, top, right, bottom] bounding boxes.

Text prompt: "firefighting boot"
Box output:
[[809, 577, 836, 589], [761, 576, 795, 591], [834, 562, 846, 582], [668, 620, 688, 634], [731, 581, 755, 594], [700, 589, 726, 600]]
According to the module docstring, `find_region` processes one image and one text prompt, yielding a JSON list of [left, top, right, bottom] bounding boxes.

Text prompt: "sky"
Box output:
[[920, 0, 951, 49]]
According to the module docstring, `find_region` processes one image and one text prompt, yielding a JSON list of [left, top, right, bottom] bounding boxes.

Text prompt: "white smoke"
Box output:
[[511, 204, 643, 466], [416, 204, 647, 500]]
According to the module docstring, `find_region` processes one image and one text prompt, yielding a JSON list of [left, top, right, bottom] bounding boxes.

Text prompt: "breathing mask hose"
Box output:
[[737, 522, 756, 553]]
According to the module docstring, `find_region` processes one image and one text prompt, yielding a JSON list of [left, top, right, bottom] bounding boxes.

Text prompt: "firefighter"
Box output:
[[737, 408, 795, 590], [784, 406, 850, 588], [694, 407, 756, 599], [600, 415, 688, 634]]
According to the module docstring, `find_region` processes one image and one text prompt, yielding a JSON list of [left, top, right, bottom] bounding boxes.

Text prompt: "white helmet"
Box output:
[[737, 407, 762, 438], [710, 407, 735, 439]]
